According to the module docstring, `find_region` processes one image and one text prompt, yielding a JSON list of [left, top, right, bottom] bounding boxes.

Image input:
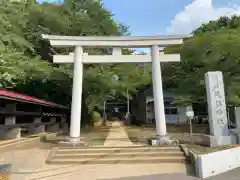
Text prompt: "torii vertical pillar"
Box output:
[[69, 46, 83, 143], [151, 45, 168, 141]]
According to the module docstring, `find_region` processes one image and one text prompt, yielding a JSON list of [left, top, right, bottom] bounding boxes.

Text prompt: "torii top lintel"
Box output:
[[42, 34, 192, 47]]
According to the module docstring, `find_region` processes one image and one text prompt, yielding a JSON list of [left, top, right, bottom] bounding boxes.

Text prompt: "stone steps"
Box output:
[[46, 145, 188, 165], [47, 157, 186, 165], [57, 146, 181, 153], [54, 151, 184, 158], [58, 145, 179, 149]]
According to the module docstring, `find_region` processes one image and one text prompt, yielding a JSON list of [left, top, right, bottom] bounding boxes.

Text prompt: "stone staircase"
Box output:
[[46, 145, 188, 165]]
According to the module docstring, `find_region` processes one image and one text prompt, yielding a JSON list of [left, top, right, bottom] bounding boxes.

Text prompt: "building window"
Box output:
[[165, 107, 178, 115], [171, 108, 178, 115], [165, 108, 171, 115], [164, 101, 175, 107]]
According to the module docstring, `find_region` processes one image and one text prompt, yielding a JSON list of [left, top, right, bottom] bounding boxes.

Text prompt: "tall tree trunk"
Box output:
[[81, 93, 91, 126]]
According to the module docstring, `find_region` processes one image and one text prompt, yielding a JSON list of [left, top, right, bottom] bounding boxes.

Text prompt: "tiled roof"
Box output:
[[0, 89, 68, 109]]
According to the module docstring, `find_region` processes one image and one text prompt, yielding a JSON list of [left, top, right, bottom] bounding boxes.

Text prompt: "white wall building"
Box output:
[[131, 85, 189, 125], [146, 90, 188, 124]]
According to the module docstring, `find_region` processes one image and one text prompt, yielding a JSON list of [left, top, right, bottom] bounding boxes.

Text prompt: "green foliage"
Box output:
[[0, 0, 151, 112], [91, 111, 101, 122], [193, 16, 240, 35], [169, 16, 240, 106], [5, 0, 240, 118]]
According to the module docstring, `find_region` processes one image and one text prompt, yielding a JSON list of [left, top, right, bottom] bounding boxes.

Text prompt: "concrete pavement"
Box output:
[[1, 120, 239, 180], [102, 167, 240, 180]]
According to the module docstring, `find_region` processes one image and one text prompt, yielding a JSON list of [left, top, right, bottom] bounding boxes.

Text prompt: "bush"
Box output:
[[91, 111, 101, 123]]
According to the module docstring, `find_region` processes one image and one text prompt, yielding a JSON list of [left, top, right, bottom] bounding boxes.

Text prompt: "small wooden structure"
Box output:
[[0, 89, 69, 139]]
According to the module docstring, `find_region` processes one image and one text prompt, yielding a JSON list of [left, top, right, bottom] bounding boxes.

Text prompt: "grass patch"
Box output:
[[81, 125, 111, 145], [40, 124, 111, 146], [124, 124, 208, 145], [187, 144, 240, 155], [167, 124, 208, 134], [125, 125, 240, 155], [25, 132, 49, 138], [124, 125, 155, 145]]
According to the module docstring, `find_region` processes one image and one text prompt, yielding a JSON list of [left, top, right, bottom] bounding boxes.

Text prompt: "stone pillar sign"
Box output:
[[205, 71, 228, 137], [235, 107, 240, 129]]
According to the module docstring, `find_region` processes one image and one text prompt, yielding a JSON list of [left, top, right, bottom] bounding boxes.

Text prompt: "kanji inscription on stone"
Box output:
[[205, 71, 228, 136]]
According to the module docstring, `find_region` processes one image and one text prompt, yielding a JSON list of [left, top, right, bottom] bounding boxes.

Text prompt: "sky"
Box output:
[[38, 0, 240, 35], [102, 0, 240, 35], [38, 0, 240, 52]]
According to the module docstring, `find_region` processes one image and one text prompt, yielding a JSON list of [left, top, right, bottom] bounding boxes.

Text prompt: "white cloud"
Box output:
[[167, 0, 240, 34]]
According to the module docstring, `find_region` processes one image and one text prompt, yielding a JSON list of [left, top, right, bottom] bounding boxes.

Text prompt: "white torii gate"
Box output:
[[42, 34, 191, 144]]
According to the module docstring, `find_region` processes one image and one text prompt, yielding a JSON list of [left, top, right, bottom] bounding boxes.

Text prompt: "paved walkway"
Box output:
[[103, 121, 134, 147], [4, 121, 240, 180]]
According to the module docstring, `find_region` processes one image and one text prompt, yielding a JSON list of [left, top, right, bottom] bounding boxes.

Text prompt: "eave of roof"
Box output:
[[0, 89, 69, 109]]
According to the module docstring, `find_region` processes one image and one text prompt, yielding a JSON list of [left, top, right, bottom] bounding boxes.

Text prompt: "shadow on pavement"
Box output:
[[205, 167, 240, 180], [104, 167, 240, 180], [99, 164, 199, 180], [98, 173, 199, 180]]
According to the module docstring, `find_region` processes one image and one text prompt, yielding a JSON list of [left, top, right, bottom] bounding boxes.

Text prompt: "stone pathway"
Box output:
[[103, 121, 134, 147]]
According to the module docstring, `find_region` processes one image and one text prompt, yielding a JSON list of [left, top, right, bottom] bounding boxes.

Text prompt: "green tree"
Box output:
[[170, 29, 240, 105], [0, 0, 152, 124], [158, 16, 240, 106], [193, 15, 240, 35]]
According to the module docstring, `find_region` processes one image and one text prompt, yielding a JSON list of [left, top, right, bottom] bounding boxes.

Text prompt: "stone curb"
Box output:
[[0, 139, 20, 146], [46, 147, 58, 164], [179, 144, 198, 174], [47, 158, 187, 165], [179, 144, 189, 156], [0, 133, 59, 153]]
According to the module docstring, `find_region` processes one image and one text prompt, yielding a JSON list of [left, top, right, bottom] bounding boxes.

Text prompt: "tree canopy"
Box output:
[[0, 0, 151, 112], [1, 0, 240, 123], [165, 15, 240, 106]]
